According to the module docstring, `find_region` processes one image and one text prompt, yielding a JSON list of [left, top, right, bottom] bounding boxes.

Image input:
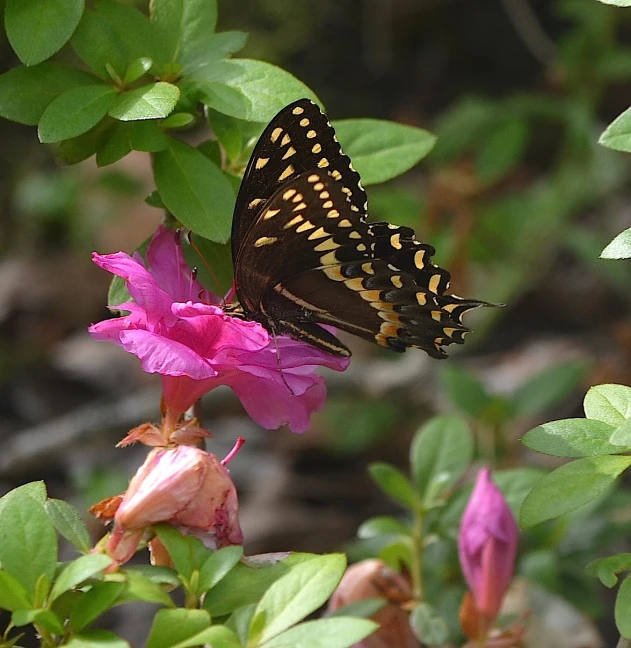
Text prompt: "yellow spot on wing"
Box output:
[[292, 106, 304, 115], [314, 238, 340, 252], [300, 118, 310, 127], [391, 276, 403, 288], [248, 198, 264, 209], [318, 158, 329, 168], [255, 157, 269, 169], [314, 182, 324, 191], [281, 133, 291, 146], [296, 220, 315, 233], [263, 208, 280, 220], [331, 170, 342, 180], [414, 250, 426, 268], [254, 236, 277, 247], [282, 147, 296, 160], [429, 275, 441, 293], [390, 234, 402, 249], [361, 263, 374, 275], [327, 210, 339, 219], [293, 202, 307, 211], [345, 278, 364, 291], [307, 130, 316, 138], [319, 250, 338, 265], [308, 227, 329, 240], [284, 215, 303, 229], [271, 127, 283, 143], [278, 165, 295, 181], [283, 189, 297, 200], [308, 174, 319, 183], [416, 293, 427, 306], [338, 219, 352, 227], [323, 201, 333, 208], [312, 143, 322, 154]]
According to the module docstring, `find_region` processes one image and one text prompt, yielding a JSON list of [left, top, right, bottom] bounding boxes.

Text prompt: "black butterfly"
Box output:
[[228, 98, 487, 359]]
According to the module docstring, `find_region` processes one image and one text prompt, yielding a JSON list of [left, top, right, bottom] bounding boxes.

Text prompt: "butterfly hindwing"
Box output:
[[231, 99, 367, 258]]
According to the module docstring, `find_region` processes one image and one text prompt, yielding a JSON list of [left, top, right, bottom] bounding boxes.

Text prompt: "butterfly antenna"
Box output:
[[186, 231, 226, 299]]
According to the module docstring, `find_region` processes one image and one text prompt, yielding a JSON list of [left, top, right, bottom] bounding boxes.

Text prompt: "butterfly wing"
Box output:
[[235, 170, 484, 358], [231, 99, 367, 260]]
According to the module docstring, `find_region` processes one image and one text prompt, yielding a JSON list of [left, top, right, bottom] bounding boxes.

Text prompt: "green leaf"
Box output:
[[0, 570, 32, 611], [475, 118, 529, 184], [50, 554, 112, 602], [368, 463, 416, 509], [154, 139, 235, 242], [522, 419, 621, 457], [328, 598, 385, 619], [38, 84, 117, 144], [162, 113, 195, 129], [12, 609, 64, 634], [520, 455, 631, 527], [150, 0, 217, 63], [182, 233, 234, 297], [123, 57, 153, 85], [45, 499, 91, 552], [262, 617, 379, 648], [410, 415, 473, 507], [170, 625, 241, 648], [439, 364, 491, 418], [251, 554, 346, 644], [586, 553, 631, 588], [601, 227, 631, 259], [64, 629, 130, 648], [610, 418, 631, 446], [109, 83, 180, 121], [513, 361, 589, 417], [357, 516, 410, 539], [584, 384, 631, 426], [596, 0, 631, 4], [71, 9, 128, 79], [0, 482, 47, 506], [409, 603, 449, 646], [145, 609, 211, 648], [181, 31, 248, 74], [616, 574, 631, 638], [197, 546, 243, 594], [208, 109, 243, 162], [5, 0, 84, 66], [203, 553, 317, 617], [117, 569, 174, 608], [194, 59, 319, 123], [69, 581, 126, 632], [0, 63, 98, 126], [0, 491, 57, 595], [96, 123, 133, 167], [600, 106, 631, 151], [55, 119, 115, 164], [333, 119, 436, 185], [129, 121, 170, 152], [152, 525, 207, 580]]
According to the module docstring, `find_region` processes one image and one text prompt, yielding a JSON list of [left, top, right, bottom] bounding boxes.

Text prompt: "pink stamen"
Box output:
[[222, 436, 245, 465]]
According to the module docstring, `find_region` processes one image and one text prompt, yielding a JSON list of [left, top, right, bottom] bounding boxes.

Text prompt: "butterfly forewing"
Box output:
[[231, 99, 367, 258]]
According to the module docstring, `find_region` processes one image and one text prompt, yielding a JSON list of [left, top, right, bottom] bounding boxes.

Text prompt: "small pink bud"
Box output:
[[101, 445, 243, 566], [328, 559, 420, 648], [458, 468, 518, 638]]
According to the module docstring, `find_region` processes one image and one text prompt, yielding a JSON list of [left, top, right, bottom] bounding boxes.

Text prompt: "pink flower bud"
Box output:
[[328, 559, 420, 648], [458, 468, 518, 638], [102, 445, 243, 565]]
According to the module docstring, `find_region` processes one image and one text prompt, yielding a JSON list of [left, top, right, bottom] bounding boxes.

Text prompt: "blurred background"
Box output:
[[1, 0, 631, 645]]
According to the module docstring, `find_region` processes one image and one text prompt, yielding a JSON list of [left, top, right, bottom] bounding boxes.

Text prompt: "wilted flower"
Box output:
[[458, 468, 519, 641], [92, 444, 243, 567], [89, 226, 349, 433], [328, 559, 419, 648]]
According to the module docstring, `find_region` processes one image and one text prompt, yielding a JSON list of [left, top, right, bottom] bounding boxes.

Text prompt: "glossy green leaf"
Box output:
[[584, 384, 631, 426], [616, 574, 631, 638], [123, 57, 153, 85], [333, 118, 436, 185], [181, 31, 248, 74], [328, 598, 385, 619], [170, 625, 240, 648], [50, 554, 112, 602], [0, 570, 32, 611], [368, 463, 416, 509], [208, 109, 243, 162], [13, 608, 64, 634], [0, 491, 57, 595], [601, 227, 631, 259], [162, 113, 195, 129], [0, 63, 98, 126], [116, 569, 174, 608], [150, 0, 217, 63], [520, 455, 631, 527], [251, 554, 346, 644], [203, 553, 317, 617], [109, 82, 180, 121], [410, 415, 473, 506], [610, 417, 631, 446], [38, 84, 117, 144], [522, 419, 621, 457], [55, 119, 115, 164], [5, 0, 84, 66], [0, 482, 47, 506], [69, 581, 126, 632], [262, 618, 379, 648], [154, 139, 235, 242], [197, 546, 243, 593], [96, 123, 133, 167], [409, 603, 449, 646], [64, 629, 130, 648], [145, 608, 211, 648], [194, 58, 318, 122], [600, 106, 631, 151], [152, 525, 208, 580], [357, 515, 410, 539], [129, 121, 170, 152], [45, 499, 91, 552]]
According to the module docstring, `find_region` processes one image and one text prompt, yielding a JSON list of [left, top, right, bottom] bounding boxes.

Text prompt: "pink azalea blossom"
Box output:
[[89, 226, 349, 433], [93, 444, 243, 566], [458, 468, 519, 639]]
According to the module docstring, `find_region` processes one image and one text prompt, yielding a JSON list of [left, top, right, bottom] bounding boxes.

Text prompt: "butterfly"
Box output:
[[228, 98, 488, 359]]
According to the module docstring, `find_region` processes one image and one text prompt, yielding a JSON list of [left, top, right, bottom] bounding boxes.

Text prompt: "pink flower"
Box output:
[[458, 468, 519, 639], [93, 445, 243, 566], [327, 559, 418, 648], [89, 226, 349, 433]]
